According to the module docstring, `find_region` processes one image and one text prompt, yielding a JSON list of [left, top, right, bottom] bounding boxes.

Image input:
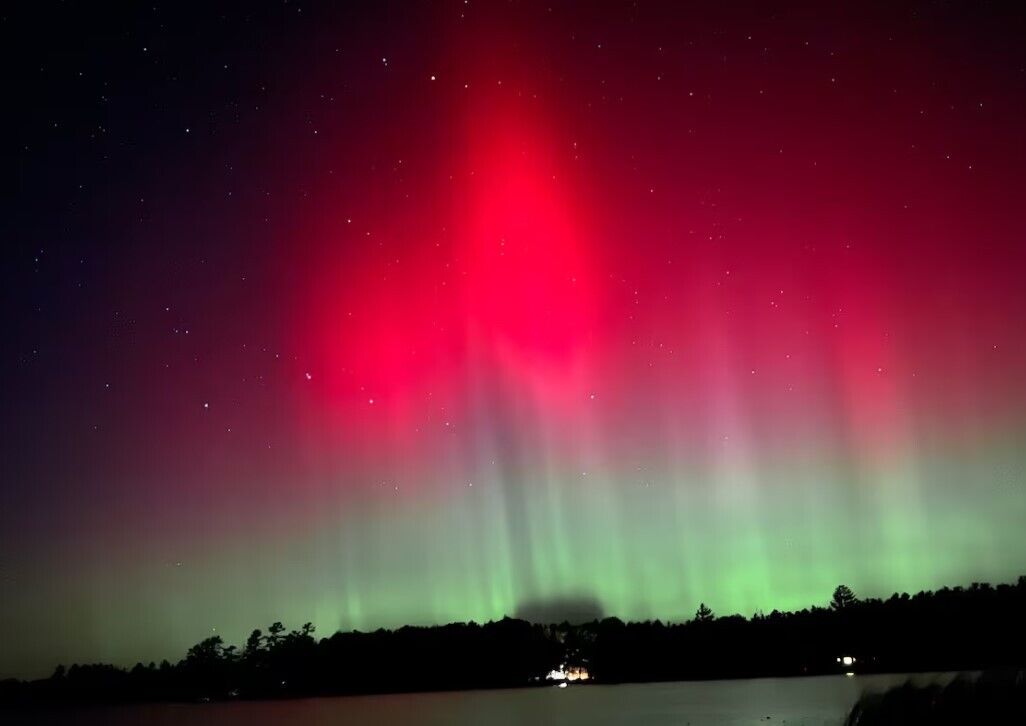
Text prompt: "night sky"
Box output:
[[3, 1, 1026, 678]]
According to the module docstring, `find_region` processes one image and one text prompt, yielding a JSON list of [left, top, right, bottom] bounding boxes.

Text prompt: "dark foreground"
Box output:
[[847, 670, 1026, 725], [0, 673, 968, 726]]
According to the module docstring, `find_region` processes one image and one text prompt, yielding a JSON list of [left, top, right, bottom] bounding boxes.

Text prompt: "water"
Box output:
[[6, 673, 960, 725]]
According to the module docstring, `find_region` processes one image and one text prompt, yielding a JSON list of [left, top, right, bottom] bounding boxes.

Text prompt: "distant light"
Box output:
[[558, 682, 568, 688], [841, 655, 855, 667], [545, 665, 591, 683]]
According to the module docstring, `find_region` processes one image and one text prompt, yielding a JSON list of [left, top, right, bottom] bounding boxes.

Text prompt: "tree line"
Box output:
[[2, 577, 1025, 705]]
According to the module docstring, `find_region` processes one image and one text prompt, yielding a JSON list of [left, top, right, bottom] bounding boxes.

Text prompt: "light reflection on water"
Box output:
[[5, 672, 962, 726]]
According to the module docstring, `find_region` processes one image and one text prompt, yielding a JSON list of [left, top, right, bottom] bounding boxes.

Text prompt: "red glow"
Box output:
[[286, 3, 1026, 493]]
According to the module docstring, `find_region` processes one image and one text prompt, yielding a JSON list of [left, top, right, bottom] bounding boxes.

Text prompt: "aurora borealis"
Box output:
[[3, 1, 1026, 678]]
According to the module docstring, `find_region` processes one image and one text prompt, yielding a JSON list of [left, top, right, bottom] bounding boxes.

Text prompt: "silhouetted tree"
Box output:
[[695, 602, 715, 622], [182, 636, 229, 698], [266, 622, 286, 648], [185, 636, 224, 664], [831, 585, 857, 610], [243, 629, 264, 658]]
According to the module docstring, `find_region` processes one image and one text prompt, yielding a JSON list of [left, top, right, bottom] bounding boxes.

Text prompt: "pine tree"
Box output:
[[831, 584, 857, 610]]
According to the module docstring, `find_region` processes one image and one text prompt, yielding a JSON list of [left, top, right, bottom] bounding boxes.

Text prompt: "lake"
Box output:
[[5, 672, 960, 725]]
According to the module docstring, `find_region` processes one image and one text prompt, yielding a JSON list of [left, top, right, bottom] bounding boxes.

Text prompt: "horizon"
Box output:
[[7, 574, 1024, 681]]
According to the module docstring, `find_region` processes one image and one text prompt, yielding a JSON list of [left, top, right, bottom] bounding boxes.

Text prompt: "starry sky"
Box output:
[[3, 1, 1026, 678]]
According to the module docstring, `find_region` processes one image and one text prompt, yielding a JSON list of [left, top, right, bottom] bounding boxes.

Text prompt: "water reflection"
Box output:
[[5, 673, 961, 726]]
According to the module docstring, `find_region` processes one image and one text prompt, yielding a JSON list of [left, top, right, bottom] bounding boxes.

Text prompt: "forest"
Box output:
[[2, 577, 1024, 705]]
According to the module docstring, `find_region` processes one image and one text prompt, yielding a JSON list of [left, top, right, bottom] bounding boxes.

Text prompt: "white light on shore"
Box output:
[[545, 664, 591, 683]]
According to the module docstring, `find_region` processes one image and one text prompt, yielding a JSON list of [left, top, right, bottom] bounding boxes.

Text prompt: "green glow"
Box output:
[[8, 424, 1020, 679]]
